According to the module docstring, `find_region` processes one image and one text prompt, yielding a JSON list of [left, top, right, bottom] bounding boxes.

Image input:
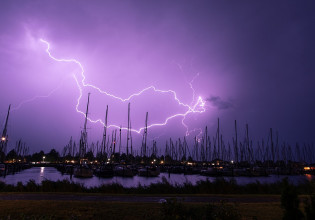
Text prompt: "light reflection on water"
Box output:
[[305, 174, 313, 181], [0, 167, 314, 188], [40, 167, 45, 176]]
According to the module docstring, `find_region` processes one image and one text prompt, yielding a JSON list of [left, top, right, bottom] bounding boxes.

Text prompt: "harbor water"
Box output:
[[0, 167, 314, 188]]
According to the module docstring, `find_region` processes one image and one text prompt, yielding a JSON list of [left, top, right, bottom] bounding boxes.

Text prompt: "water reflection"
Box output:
[[0, 167, 314, 188], [40, 167, 45, 176], [305, 174, 313, 181]]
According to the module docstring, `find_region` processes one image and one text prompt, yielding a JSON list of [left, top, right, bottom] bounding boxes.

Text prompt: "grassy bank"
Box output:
[[0, 200, 283, 220], [0, 178, 313, 219]]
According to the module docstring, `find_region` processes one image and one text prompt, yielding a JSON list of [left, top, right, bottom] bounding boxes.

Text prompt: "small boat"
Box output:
[[200, 167, 222, 176], [114, 165, 135, 177], [95, 164, 114, 178], [64, 165, 74, 175], [138, 166, 160, 177], [168, 166, 184, 174], [0, 164, 5, 176], [251, 167, 268, 177], [74, 164, 93, 178], [232, 168, 248, 176]]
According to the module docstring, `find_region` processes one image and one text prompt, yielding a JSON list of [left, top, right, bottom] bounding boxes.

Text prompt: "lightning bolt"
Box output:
[[40, 39, 206, 135], [174, 62, 203, 137], [11, 78, 68, 112], [182, 72, 203, 137]]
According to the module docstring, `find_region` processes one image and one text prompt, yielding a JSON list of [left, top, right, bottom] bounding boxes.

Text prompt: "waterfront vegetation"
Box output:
[[0, 177, 314, 219], [0, 177, 314, 195], [0, 198, 284, 220]]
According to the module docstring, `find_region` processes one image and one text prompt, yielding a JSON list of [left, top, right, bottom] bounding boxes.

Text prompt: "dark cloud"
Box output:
[[207, 96, 233, 110]]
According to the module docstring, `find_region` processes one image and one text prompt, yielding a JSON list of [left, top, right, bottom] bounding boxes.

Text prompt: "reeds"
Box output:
[[0, 177, 314, 194]]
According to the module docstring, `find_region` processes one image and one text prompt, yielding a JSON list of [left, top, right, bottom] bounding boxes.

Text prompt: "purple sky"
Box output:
[[0, 0, 314, 153]]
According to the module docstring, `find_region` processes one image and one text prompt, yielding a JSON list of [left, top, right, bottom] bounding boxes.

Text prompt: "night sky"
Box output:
[[0, 0, 314, 153]]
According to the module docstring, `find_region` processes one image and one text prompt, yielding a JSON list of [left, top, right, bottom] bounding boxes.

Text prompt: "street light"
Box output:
[[43, 156, 46, 163]]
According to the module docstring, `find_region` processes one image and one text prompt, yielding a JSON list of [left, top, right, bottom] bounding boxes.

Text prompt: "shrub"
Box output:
[[281, 178, 304, 220], [26, 179, 39, 192], [305, 195, 315, 220], [304, 182, 315, 220]]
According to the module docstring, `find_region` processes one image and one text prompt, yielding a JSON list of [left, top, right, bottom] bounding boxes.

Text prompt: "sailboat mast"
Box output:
[[102, 105, 108, 154], [0, 104, 11, 161], [83, 93, 90, 134], [119, 126, 122, 154], [126, 103, 130, 155], [1, 105, 11, 139], [130, 120, 133, 156], [143, 112, 148, 157], [79, 93, 90, 160]]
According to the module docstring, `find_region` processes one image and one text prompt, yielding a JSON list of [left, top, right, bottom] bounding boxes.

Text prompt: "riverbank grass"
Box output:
[[0, 200, 283, 220]]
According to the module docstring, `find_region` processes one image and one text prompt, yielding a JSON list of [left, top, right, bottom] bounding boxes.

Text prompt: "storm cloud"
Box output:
[[207, 96, 233, 110], [0, 0, 314, 152]]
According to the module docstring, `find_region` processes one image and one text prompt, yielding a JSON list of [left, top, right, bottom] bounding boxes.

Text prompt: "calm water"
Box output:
[[0, 167, 314, 188]]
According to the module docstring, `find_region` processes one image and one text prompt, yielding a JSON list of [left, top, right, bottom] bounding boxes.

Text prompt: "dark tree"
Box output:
[[6, 149, 17, 161], [31, 151, 45, 162], [46, 149, 60, 162]]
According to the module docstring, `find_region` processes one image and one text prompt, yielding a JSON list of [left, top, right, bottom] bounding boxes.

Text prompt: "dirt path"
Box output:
[[0, 193, 280, 203]]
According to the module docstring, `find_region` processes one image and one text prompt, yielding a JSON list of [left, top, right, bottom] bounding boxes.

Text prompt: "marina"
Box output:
[[1, 98, 315, 189], [0, 166, 314, 188], [0, 1, 315, 219]]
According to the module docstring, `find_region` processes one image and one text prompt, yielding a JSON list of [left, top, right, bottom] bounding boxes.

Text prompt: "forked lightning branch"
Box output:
[[36, 39, 206, 136]]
